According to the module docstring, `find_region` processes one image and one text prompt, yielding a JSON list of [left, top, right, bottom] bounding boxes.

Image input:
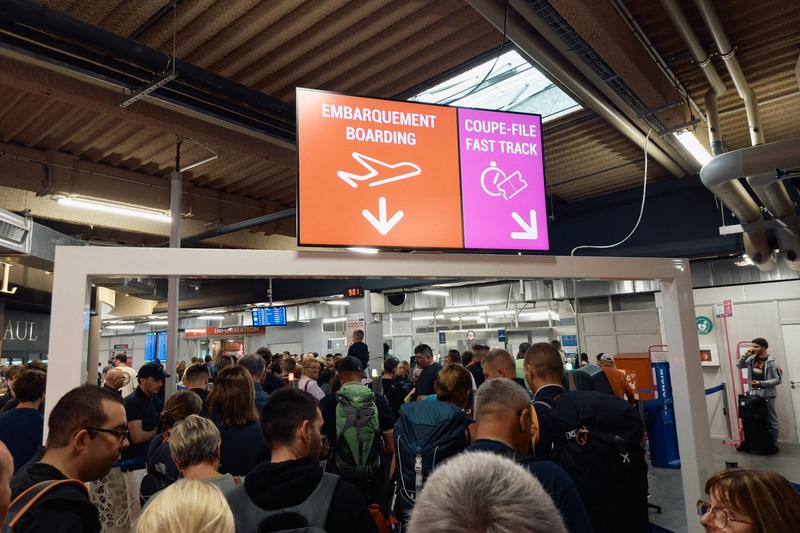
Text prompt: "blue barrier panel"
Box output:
[[645, 362, 681, 469]]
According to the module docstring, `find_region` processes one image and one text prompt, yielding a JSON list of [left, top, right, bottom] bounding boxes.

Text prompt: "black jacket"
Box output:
[[240, 458, 377, 533], [9, 463, 100, 533]]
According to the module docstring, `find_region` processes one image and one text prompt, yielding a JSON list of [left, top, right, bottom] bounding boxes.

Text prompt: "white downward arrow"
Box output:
[[510, 209, 538, 240], [362, 196, 404, 236]]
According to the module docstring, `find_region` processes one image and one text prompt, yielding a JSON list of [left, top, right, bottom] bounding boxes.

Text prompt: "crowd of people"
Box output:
[[0, 332, 798, 532]]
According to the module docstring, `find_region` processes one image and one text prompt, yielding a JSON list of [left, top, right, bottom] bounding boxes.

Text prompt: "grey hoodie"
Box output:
[[736, 353, 782, 398]]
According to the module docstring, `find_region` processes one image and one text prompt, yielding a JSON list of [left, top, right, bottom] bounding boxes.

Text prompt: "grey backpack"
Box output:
[[226, 473, 338, 533]]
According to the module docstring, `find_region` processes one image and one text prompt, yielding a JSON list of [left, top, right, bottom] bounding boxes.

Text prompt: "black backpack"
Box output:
[[547, 391, 649, 533], [2, 479, 89, 532]]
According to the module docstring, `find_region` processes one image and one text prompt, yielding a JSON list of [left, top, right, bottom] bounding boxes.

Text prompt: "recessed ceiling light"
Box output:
[[673, 131, 712, 166], [421, 290, 449, 297], [56, 196, 171, 223], [441, 305, 490, 314]]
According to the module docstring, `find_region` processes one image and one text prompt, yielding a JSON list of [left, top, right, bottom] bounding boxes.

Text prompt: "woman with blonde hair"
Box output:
[[140, 390, 203, 502], [136, 479, 234, 533], [298, 357, 325, 400], [207, 366, 267, 476], [699, 468, 800, 532], [169, 415, 235, 492], [433, 364, 473, 410]]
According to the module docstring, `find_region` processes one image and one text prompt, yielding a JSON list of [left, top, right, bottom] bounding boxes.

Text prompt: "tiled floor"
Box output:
[[647, 440, 800, 532]]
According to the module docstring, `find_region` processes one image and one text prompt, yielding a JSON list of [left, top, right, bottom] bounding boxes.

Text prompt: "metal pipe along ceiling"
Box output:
[[700, 138, 800, 267], [659, 0, 772, 269], [694, 0, 800, 270], [465, 0, 687, 178]]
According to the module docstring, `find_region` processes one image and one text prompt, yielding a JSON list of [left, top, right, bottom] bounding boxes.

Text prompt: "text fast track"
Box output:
[[297, 88, 549, 251], [464, 138, 538, 155]]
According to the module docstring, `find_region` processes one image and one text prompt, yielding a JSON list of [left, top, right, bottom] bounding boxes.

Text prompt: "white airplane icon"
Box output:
[[337, 152, 421, 188]]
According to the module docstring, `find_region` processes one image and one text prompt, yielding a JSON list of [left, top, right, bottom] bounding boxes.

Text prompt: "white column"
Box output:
[[347, 290, 384, 375], [660, 261, 712, 533], [44, 248, 90, 441], [166, 169, 181, 397], [86, 313, 101, 385]]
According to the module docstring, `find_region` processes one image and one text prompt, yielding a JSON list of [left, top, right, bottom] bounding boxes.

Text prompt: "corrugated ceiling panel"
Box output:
[[9, 0, 793, 215]]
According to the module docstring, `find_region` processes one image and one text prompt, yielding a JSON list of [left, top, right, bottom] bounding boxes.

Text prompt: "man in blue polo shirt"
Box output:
[[468, 378, 592, 533], [121, 363, 166, 471]]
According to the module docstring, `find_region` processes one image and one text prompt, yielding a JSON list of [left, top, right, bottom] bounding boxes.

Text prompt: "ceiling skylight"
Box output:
[[410, 49, 581, 122]]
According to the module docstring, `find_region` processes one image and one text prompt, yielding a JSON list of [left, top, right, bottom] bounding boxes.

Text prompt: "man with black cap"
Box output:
[[121, 362, 167, 471], [320, 357, 394, 506]]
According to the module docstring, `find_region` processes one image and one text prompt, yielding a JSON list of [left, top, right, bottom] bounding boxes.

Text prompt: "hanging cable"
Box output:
[[571, 129, 653, 256], [444, 0, 511, 103]]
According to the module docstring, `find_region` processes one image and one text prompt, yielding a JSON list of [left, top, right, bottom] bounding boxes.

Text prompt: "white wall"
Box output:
[[579, 309, 662, 358], [657, 279, 800, 443], [243, 319, 340, 356]]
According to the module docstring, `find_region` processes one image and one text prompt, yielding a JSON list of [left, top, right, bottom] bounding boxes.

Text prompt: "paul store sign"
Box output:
[[1, 310, 49, 352]]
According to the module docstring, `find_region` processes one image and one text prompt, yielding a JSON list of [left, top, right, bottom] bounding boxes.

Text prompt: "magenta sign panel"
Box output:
[[457, 108, 548, 250]]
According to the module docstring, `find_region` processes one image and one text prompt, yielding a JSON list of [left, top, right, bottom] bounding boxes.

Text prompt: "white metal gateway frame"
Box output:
[[47, 247, 710, 532]]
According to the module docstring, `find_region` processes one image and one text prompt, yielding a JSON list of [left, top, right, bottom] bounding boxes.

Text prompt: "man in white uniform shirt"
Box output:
[[115, 353, 138, 397]]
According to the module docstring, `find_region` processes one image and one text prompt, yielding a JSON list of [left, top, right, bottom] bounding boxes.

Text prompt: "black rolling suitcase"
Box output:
[[737, 394, 775, 454]]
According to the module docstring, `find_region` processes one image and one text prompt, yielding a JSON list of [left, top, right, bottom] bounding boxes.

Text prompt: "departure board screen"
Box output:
[[251, 306, 287, 326]]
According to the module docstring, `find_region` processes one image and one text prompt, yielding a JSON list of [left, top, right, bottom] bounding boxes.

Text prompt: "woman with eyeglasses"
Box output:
[[699, 468, 800, 532]]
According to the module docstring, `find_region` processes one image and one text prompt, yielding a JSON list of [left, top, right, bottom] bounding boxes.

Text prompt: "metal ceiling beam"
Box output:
[[129, 0, 184, 41], [0, 141, 293, 232], [0, 54, 296, 168], [158, 208, 297, 247], [466, 0, 688, 178], [0, 0, 296, 150], [505, 0, 696, 175]]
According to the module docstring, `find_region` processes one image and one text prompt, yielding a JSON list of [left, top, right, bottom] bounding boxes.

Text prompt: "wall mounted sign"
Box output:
[[184, 326, 266, 338], [699, 345, 719, 366], [0, 263, 17, 295], [714, 300, 734, 318], [296, 88, 549, 252], [113, 343, 129, 349], [345, 313, 366, 345], [2, 310, 49, 353], [696, 316, 713, 335]]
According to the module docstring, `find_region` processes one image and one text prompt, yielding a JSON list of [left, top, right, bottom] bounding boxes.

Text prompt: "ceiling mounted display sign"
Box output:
[[296, 88, 549, 252]]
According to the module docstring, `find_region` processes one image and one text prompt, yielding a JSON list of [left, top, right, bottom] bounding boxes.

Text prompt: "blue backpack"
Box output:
[[392, 400, 472, 523]]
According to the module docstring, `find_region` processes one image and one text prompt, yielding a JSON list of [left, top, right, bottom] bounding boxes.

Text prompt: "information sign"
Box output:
[[297, 88, 548, 251]]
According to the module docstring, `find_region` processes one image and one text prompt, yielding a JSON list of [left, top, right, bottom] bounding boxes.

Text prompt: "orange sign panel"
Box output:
[[297, 88, 463, 248]]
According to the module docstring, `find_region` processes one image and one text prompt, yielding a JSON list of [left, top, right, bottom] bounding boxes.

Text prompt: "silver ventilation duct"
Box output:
[[694, 0, 800, 270], [660, 0, 774, 270], [0, 209, 85, 270], [700, 138, 800, 269]]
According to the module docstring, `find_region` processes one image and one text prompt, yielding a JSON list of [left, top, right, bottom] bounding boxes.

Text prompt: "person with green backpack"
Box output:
[[320, 357, 395, 509]]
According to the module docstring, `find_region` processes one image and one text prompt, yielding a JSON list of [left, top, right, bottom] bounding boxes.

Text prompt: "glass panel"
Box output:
[[410, 49, 582, 121]]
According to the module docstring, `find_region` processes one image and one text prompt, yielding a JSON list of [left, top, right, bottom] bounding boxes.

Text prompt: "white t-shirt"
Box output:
[[119, 365, 138, 397], [298, 376, 325, 401]]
